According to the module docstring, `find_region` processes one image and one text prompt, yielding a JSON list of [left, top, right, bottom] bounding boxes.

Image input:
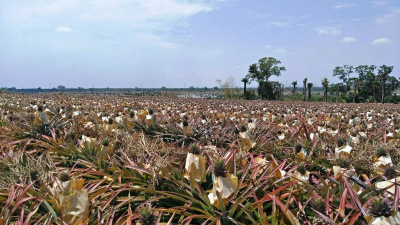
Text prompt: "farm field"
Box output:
[[1, 93, 400, 225]]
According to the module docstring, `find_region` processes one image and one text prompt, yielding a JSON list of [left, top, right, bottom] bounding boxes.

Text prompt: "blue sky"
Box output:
[[1, 0, 399, 88]]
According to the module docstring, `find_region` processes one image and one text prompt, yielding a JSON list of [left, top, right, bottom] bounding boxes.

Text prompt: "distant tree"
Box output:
[[217, 77, 239, 99], [57, 85, 66, 90], [161, 86, 167, 90], [258, 81, 282, 100], [241, 75, 250, 99], [322, 78, 329, 102], [335, 83, 340, 102], [386, 76, 400, 95], [189, 86, 195, 91], [377, 65, 394, 104], [245, 90, 256, 100], [307, 82, 313, 101], [291, 81, 297, 101], [275, 82, 284, 101], [213, 86, 219, 90], [349, 78, 359, 103], [248, 57, 286, 100], [302, 78, 307, 101], [356, 65, 376, 102], [333, 65, 354, 96]]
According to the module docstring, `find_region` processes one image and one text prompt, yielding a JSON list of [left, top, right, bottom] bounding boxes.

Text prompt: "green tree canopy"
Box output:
[[248, 57, 285, 99]]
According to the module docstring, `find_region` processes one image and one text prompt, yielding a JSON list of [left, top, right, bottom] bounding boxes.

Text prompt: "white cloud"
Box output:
[[8, 0, 214, 50], [10, 0, 213, 28], [333, 2, 356, 9], [375, 8, 400, 24], [267, 21, 290, 28], [372, 1, 387, 7], [371, 37, 393, 45], [55, 26, 72, 32], [341, 37, 356, 43], [316, 26, 341, 35]]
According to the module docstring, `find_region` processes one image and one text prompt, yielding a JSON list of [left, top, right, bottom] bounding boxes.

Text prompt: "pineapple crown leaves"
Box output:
[[137, 203, 156, 225], [368, 196, 393, 218], [337, 136, 345, 147], [58, 172, 70, 182], [189, 144, 199, 155], [240, 125, 247, 132], [377, 147, 387, 158], [297, 163, 307, 175], [337, 158, 350, 169], [102, 138, 110, 146], [29, 169, 40, 181], [384, 166, 397, 180], [295, 144, 302, 153], [213, 158, 227, 178]]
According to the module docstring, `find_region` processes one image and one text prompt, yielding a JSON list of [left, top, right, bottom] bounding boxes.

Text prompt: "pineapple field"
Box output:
[[1, 92, 400, 225]]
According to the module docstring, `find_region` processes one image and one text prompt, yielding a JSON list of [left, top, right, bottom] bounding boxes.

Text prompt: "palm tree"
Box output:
[[291, 81, 297, 101], [302, 78, 307, 101], [322, 78, 329, 102], [307, 82, 313, 101], [241, 76, 250, 99]]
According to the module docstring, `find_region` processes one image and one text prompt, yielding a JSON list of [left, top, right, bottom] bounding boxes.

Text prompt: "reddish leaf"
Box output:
[[11, 197, 39, 215], [338, 188, 348, 217], [270, 195, 300, 225], [343, 177, 367, 215], [346, 211, 362, 225], [394, 178, 399, 212]]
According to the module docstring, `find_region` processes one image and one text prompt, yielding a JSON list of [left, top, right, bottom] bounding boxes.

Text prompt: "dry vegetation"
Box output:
[[1, 92, 400, 224]]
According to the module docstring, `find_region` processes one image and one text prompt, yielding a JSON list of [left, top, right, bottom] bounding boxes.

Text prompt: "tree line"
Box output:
[[240, 57, 398, 104]]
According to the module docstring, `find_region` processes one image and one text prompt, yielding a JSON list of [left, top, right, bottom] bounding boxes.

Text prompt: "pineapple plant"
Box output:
[[337, 136, 345, 147], [108, 118, 113, 125], [190, 143, 199, 155], [213, 158, 226, 178], [240, 125, 247, 132], [297, 163, 307, 175], [384, 166, 397, 179], [137, 204, 156, 225], [295, 143, 302, 153], [377, 147, 387, 158], [368, 197, 393, 217], [337, 158, 350, 169], [311, 198, 328, 225], [102, 138, 109, 147], [58, 172, 70, 182]]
